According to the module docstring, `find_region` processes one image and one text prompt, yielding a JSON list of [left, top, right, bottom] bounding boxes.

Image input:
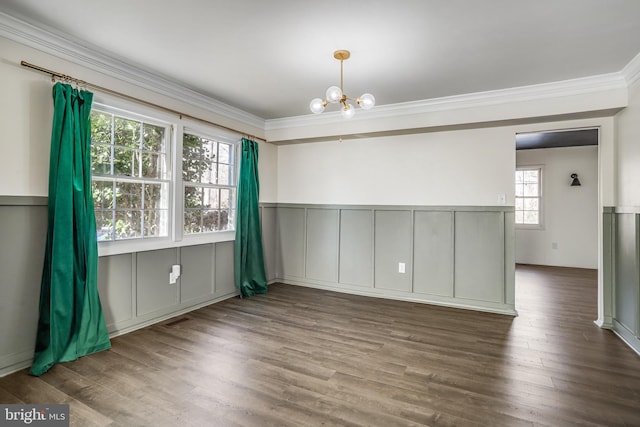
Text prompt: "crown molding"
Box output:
[[1, 10, 636, 134], [0, 11, 265, 130], [265, 72, 628, 130], [622, 52, 640, 88]]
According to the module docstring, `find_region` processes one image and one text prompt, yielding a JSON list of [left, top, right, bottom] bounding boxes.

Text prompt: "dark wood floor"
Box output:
[[2, 265, 640, 426]]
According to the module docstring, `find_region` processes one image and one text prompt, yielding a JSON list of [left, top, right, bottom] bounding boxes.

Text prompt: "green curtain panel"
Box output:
[[234, 138, 267, 297], [31, 83, 111, 376]]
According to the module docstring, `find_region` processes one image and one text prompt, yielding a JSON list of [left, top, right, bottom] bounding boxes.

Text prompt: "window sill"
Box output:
[[98, 230, 235, 257], [515, 224, 545, 231]]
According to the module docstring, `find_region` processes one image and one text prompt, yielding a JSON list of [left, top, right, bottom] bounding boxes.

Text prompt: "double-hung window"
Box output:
[[515, 167, 542, 226], [90, 107, 171, 241], [182, 131, 236, 234], [89, 101, 239, 252]]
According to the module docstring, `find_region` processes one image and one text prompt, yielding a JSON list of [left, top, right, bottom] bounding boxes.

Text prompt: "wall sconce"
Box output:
[[570, 173, 581, 186]]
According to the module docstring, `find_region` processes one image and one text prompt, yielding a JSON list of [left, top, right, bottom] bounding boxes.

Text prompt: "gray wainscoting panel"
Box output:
[[413, 211, 453, 297], [98, 254, 133, 328], [503, 211, 516, 307], [601, 208, 615, 328], [277, 207, 305, 279], [136, 248, 179, 316], [614, 213, 638, 334], [306, 208, 339, 283], [374, 210, 412, 292], [454, 211, 504, 303], [180, 244, 215, 303], [0, 205, 47, 372], [261, 207, 278, 281], [339, 209, 373, 287], [1, 200, 521, 376], [0, 198, 247, 375], [215, 241, 236, 296]]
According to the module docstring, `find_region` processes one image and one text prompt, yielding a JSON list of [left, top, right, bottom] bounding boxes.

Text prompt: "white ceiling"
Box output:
[[2, 0, 640, 120]]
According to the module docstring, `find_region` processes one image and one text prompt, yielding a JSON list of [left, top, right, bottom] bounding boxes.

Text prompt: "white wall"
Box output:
[[515, 146, 599, 269], [616, 79, 640, 206], [611, 76, 640, 352], [277, 128, 516, 206], [257, 139, 277, 203], [0, 39, 52, 197]]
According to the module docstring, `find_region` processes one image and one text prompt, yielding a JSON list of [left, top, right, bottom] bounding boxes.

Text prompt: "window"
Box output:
[[515, 167, 542, 225], [182, 131, 236, 234], [90, 108, 171, 241], [89, 101, 239, 253]]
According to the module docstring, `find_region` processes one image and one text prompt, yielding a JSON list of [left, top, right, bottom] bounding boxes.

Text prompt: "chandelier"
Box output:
[[309, 50, 375, 118]]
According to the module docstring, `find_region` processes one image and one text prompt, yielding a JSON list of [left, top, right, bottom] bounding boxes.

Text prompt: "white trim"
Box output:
[[0, 350, 34, 377], [106, 292, 238, 339], [265, 73, 628, 130], [594, 318, 613, 329], [0, 11, 265, 130], [612, 320, 640, 357], [0, 292, 239, 378], [279, 279, 518, 316], [515, 165, 544, 229], [98, 230, 235, 257], [622, 51, 640, 88], [0, 9, 636, 133]]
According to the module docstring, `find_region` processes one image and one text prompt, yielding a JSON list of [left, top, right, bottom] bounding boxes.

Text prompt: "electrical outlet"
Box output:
[[171, 264, 181, 276], [169, 264, 181, 284], [498, 194, 506, 205], [398, 262, 406, 274]]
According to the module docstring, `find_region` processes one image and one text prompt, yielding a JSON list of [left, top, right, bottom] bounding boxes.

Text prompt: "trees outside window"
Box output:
[[91, 109, 170, 241], [90, 105, 238, 247], [182, 132, 235, 234]]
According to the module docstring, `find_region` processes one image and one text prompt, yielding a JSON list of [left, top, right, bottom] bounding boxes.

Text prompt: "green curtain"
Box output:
[[234, 138, 267, 297], [31, 83, 111, 376]]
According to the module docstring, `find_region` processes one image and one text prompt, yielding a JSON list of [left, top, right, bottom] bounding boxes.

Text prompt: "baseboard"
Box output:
[[612, 320, 640, 357], [594, 317, 613, 329], [0, 292, 239, 378], [106, 291, 238, 338], [278, 279, 518, 316], [0, 350, 34, 377]]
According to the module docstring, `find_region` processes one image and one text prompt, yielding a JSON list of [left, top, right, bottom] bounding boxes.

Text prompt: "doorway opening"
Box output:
[[513, 128, 600, 315]]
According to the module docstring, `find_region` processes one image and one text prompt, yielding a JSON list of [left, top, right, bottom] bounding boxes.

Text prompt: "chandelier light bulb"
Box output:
[[357, 93, 375, 110], [325, 86, 342, 103], [310, 50, 374, 119], [341, 103, 355, 119], [309, 98, 326, 114]]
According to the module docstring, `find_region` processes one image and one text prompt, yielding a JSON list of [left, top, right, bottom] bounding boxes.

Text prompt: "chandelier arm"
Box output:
[[310, 50, 373, 117]]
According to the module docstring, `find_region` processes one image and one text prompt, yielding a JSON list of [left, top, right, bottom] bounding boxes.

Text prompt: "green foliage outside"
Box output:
[[183, 133, 234, 233], [90, 110, 234, 241]]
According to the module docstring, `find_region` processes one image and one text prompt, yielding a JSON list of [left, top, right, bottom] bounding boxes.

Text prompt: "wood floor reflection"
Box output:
[[1, 265, 639, 426]]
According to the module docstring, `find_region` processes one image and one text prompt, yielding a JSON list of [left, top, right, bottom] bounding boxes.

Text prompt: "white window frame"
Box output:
[[515, 165, 544, 229], [91, 102, 175, 255], [178, 124, 239, 245], [91, 96, 240, 257]]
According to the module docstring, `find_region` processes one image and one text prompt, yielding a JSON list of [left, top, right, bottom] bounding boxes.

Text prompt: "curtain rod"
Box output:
[[20, 60, 267, 143]]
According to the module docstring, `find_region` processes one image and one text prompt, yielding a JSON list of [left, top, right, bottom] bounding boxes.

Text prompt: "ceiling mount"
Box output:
[[309, 49, 375, 119], [333, 50, 350, 61]]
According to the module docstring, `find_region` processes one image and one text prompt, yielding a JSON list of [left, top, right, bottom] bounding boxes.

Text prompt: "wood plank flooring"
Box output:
[[2, 265, 640, 426]]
